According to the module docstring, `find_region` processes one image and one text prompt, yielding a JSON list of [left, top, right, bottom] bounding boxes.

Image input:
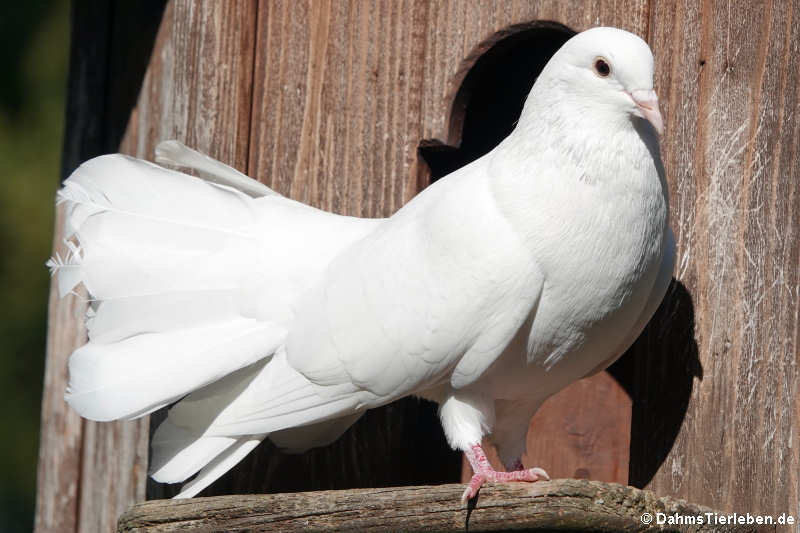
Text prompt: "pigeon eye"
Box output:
[[593, 58, 611, 77]]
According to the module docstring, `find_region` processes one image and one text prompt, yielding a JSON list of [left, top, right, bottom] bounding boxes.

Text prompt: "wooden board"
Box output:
[[34, 2, 164, 532], [118, 480, 768, 533], [634, 0, 800, 517], [35, 1, 254, 530]]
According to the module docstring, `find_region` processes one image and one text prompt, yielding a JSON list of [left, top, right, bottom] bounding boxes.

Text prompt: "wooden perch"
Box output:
[[118, 479, 771, 533]]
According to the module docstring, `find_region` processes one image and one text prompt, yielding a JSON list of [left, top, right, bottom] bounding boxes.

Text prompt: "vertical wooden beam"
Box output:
[[640, 0, 800, 516], [120, 0, 256, 167], [35, 2, 165, 533], [209, 0, 464, 494], [117, 0, 258, 499], [36, 210, 86, 533]]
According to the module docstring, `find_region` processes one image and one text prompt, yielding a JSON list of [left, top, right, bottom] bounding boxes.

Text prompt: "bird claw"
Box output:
[[527, 467, 551, 481], [461, 462, 550, 503], [462, 444, 550, 503], [461, 473, 486, 503]]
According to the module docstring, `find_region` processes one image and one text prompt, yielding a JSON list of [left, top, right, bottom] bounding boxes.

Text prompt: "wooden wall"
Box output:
[[36, 1, 799, 532]]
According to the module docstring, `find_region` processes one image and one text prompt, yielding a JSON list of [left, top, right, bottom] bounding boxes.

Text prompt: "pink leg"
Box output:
[[462, 444, 549, 503]]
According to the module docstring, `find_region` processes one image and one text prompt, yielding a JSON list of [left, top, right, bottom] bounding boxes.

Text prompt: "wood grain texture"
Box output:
[[35, 3, 164, 533], [635, 0, 800, 518], [122, 0, 256, 166], [118, 481, 770, 533], [120, 0, 259, 501], [524, 371, 632, 483], [35, 208, 86, 533]]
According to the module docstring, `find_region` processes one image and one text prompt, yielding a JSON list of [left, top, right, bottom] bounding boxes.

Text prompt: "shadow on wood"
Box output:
[[184, 398, 463, 498], [118, 479, 769, 533], [607, 279, 702, 488]]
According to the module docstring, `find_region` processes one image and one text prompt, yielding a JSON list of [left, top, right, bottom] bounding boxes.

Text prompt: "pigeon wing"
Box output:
[[285, 162, 545, 405]]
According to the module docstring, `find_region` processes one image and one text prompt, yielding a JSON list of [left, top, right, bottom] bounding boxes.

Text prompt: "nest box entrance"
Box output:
[[419, 23, 574, 180]]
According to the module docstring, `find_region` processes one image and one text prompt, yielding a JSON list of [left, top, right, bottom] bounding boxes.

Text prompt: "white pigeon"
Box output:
[[48, 27, 674, 501]]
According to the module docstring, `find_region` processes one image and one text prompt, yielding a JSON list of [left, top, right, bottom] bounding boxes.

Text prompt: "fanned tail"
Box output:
[[49, 154, 285, 421], [49, 150, 377, 496]]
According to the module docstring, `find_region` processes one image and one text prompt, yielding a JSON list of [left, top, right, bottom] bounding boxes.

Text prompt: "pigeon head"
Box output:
[[523, 27, 664, 135]]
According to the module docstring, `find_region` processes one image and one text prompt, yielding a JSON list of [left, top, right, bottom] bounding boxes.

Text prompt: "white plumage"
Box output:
[[49, 27, 674, 500]]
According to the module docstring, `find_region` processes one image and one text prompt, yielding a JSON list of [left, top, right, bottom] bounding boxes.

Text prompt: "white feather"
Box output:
[[155, 139, 277, 198], [86, 289, 247, 344], [150, 430, 238, 483], [175, 435, 265, 499], [66, 319, 284, 421], [146, 352, 362, 492], [51, 149, 380, 494], [269, 412, 364, 453], [45, 240, 84, 297]]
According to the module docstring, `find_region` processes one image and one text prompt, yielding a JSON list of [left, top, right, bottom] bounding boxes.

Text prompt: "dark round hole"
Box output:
[[419, 23, 576, 182]]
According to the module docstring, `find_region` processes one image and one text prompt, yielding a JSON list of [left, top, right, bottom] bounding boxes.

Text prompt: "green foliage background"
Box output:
[[0, 1, 69, 531]]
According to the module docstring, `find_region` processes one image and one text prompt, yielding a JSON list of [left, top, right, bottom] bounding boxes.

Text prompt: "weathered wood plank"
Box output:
[[118, 0, 258, 502], [217, 0, 464, 495], [118, 480, 771, 533], [35, 2, 165, 533], [638, 0, 800, 518], [37, 0, 258, 529], [35, 207, 86, 533], [121, 0, 256, 166], [73, 2, 172, 527]]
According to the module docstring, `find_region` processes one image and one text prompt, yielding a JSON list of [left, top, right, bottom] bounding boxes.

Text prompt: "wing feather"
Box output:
[[286, 160, 544, 404]]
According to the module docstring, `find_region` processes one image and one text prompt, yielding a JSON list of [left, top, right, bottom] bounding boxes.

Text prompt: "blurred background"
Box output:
[[0, 1, 69, 531]]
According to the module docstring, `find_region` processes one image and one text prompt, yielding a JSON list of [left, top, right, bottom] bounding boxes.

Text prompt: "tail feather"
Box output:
[[270, 412, 363, 453], [60, 154, 257, 234], [66, 319, 285, 421], [155, 140, 277, 199], [45, 242, 83, 297], [86, 289, 246, 344], [148, 352, 363, 495], [168, 351, 363, 438], [150, 422, 239, 483], [48, 149, 376, 496], [175, 435, 266, 498], [54, 154, 262, 299]]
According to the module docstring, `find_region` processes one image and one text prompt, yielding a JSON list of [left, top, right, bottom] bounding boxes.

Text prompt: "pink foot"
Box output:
[[461, 444, 549, 503]]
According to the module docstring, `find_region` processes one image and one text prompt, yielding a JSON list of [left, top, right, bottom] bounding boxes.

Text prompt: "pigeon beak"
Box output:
[[629, 89, 664, 135]]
